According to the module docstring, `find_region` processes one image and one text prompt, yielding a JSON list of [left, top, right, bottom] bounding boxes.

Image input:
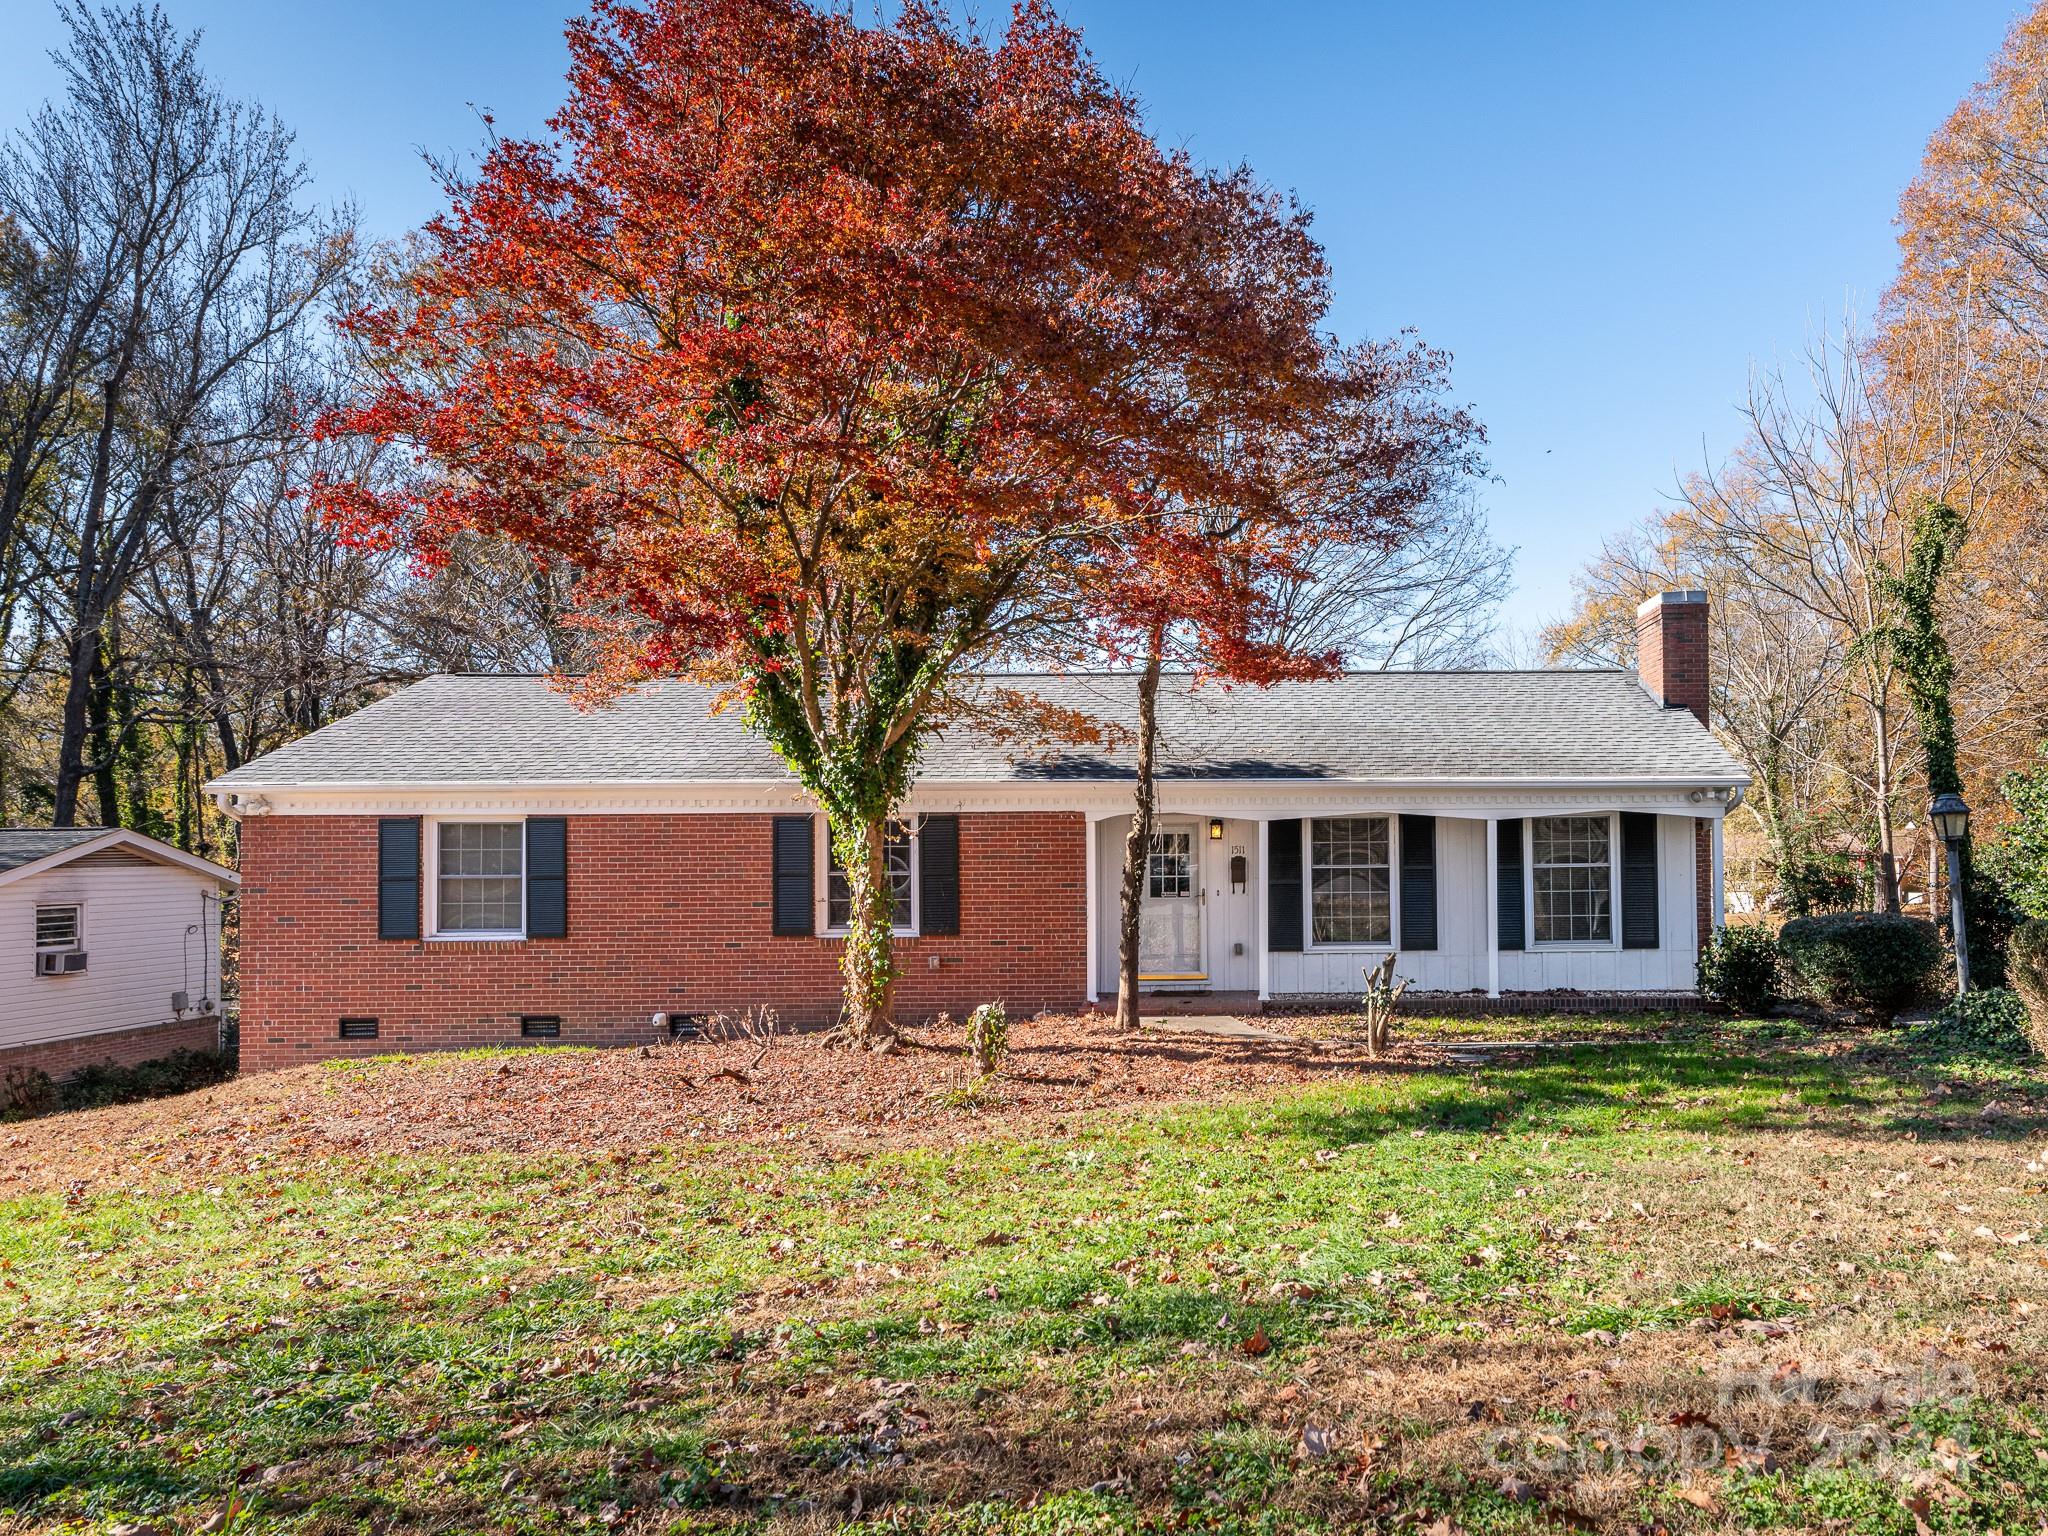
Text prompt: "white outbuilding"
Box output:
[[0, 827, 237, 1091]]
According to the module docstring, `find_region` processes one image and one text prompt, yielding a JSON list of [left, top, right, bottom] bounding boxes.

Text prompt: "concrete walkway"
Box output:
[[1138, 1014, 1290, 1041]]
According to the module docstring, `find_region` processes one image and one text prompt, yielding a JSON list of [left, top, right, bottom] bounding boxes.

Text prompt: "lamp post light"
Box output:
[[1929, 791, 1972, 997]]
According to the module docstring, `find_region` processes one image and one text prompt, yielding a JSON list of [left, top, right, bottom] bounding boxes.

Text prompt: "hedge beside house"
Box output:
[[2009, 920, 2048, 1057], [1777, 912, 1942, 1016]]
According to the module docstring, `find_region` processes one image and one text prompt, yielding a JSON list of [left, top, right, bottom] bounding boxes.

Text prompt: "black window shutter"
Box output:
[[526, 817, 568, 938], [772, 816, 815, 936], [919, 814, 960, 936], [1496, 818, 1525, 952], [1267, 819, 1303, 952], [1620, 811, 1660, 949], [377, 818, 420, 941], [1398, 814, 1438, 951]]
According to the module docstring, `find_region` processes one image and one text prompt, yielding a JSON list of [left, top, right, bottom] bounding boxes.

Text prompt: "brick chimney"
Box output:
[[1635, 589, 1710, 726]]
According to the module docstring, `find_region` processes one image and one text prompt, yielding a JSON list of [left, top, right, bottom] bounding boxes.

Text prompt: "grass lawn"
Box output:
[[1, 1017, 2044, 1534]]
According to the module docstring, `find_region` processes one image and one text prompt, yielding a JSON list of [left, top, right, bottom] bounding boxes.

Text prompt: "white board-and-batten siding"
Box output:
[[0, 852, 227, 1051], [1096, 812, 1702, 999]]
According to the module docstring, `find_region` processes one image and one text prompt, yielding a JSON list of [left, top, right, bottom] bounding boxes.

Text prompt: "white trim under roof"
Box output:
[[211, 771, 1747, 794], [0, 827, 240, 890], [208, 778, 1746, 822]]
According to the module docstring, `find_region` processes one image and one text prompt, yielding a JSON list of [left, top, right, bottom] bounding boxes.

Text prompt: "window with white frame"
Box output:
[[1147, 830, 1193, 898], [825, 818, 916, 933], [34, 905, 80, 952], [1531, 814, 1614, 944], [434, 821, 524, 935], [1309, 816, 1392, 946]]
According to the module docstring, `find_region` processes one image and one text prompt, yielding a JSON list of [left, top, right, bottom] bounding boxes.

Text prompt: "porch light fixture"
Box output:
[[1208, 818, 1224, 841], [1929, 791, 1971, 997]]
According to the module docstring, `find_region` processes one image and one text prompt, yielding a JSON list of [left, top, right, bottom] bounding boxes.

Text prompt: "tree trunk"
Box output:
[[834, 813, 900, 1050], [175, 712, 196, 854], [1115, 628, 1164, 1031], [114, 668, 155, 836], [1925, 823, 1940, 916], [1870, 703, 1901, 913], [84, 639, 122, 828], [52, 374, 130, 827]]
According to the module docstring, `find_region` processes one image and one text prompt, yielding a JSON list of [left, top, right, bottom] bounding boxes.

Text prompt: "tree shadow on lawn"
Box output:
[[0, 1285, 726, 1523], [1005, 1031, 1486, 1082], [1260, 1038, 2048, 1149], [0, 1307, 1761, 1530], [0, 1287, 1339, 1527]]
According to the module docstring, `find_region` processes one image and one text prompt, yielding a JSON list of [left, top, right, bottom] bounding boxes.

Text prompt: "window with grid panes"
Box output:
[[1531, 815, 1613, 943], [1310, 816, 1392, 944], [436, 823, 524, 934]]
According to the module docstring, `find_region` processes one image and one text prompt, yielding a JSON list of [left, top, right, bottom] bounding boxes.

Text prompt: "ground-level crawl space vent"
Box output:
[[338, 1018, 380, 1041], [520, 1015, 563, 1038]]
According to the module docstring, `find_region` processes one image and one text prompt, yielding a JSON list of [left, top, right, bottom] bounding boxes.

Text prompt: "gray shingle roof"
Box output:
[[212, 671, 1749, 789], [0, 827, 112, 874]]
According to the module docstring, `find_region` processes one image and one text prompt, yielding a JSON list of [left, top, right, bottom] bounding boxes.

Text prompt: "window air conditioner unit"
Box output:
[[36, 951, 87, 976]]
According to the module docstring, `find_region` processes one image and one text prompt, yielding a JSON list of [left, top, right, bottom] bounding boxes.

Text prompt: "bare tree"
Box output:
[[1262, 485, 1511, 668], [1682, 324, 2018, 908], [1546, 517, 1846, 887], [382, 535, 592, 675], [3, 3, 356, 823], [140, 410, 404, 766]]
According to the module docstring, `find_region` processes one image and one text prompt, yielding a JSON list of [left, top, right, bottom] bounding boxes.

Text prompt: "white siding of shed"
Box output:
[[0, 858, 226, 1050]]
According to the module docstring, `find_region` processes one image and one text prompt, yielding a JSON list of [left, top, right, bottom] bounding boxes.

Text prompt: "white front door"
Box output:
[[1139, 822, 1204, 980]]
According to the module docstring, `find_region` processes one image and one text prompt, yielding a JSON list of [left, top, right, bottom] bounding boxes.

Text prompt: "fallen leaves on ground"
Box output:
[[0, 1013, 1434, 1194]]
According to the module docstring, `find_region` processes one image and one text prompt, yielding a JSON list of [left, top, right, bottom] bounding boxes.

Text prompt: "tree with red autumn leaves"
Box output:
[[316, 0, 1479, 1046], [1092, 346, 1482, 1031]]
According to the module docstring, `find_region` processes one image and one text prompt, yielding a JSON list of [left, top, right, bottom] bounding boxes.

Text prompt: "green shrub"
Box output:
[[965, 1002, 1009, 1077], [1990, 747, 2048, 919], [1915, 988, 2035, 1057], [1696, 923, 1780, 1012], [1955, 863, 2021, 990], [2009, 920, 2048, 1057], [0, 1065, 55, 1120], [1776, 912, 1943, 1016], [1777, 854, 1859, 917], [56, 1049, 234, 1114], [1, 1048, 231, 1123]]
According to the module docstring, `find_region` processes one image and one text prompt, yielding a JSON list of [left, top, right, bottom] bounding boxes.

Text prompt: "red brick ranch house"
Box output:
[[210, 592, 1746, 1071]]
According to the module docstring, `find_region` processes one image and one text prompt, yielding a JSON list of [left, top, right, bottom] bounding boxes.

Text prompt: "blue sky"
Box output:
[[0, 0, 2022, 639]]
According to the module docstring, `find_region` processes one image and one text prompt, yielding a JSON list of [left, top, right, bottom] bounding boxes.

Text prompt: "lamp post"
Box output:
[[1929, 791, 1971, 997]]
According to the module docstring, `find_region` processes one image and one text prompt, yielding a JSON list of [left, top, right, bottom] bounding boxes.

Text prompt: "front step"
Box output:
[[1137, 990, 1261, 1016]]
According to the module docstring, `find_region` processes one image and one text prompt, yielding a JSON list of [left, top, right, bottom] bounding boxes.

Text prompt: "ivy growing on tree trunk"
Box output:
[[317, 0, 1480, 1043], [1870, 502, 2010, 982]]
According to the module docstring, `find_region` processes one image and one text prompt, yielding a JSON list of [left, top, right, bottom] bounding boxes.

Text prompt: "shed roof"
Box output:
[[0, 828, 109, 874], [0, 827, 239, 887]]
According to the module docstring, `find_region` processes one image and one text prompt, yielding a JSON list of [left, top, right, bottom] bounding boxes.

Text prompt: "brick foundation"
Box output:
[[0, 1014, 222, 1089], [1267, 991, 1708, 1017], [236, 811, 1089, 1071]]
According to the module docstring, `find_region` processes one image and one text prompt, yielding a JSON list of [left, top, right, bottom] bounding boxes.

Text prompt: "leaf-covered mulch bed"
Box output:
[[0, 1012, 1437, 1194]]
